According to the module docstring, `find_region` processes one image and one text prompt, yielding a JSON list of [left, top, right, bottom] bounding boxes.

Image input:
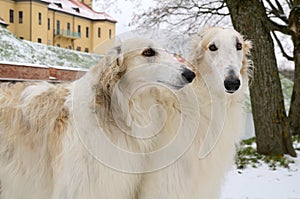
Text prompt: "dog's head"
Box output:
[[191, 27, 252, 94], [107, 39, 195, 88], [94, 38, 195, 110]]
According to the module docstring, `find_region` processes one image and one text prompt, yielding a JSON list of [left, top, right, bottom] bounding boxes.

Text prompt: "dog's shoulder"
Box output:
[[0, 81, 70, 154]]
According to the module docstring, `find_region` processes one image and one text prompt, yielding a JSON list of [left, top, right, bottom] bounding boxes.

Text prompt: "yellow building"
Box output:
[[0, 0, 117, 53]]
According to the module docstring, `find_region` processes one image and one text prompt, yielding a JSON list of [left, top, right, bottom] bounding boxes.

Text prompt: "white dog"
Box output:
[[0, 39, 195, 199], [138, 27, 252, 199]]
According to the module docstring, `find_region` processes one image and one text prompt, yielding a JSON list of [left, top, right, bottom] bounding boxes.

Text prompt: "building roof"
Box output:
[[44, 0, 117, 23]]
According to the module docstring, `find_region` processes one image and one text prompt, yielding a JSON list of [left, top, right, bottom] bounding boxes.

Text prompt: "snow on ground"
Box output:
[[0, 27, 103, 69], [221, 152, 300, 199]]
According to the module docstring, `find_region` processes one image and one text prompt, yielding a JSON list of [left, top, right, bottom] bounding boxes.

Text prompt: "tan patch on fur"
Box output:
[[241, 40, 253, 81], [0, 82, 70, 170], [94, 50, 127, 119], [0, 82, 30, 160], [48, 92, 69, 160], [49, 87, 70, 157]]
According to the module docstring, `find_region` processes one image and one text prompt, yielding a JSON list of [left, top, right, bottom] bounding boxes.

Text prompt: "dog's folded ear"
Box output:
[[105, 45, 124, 68], [190, 35, 204, 62], [243, 40, 252, 55], [95, 44, 127, 112]]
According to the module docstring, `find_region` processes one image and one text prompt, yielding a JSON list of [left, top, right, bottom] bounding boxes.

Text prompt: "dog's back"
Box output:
[[0, 82, 69, 199]]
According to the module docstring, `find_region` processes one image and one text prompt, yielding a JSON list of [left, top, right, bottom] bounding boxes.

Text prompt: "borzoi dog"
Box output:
[[0, 39, 195, 199], [138, 27, 252, 199]]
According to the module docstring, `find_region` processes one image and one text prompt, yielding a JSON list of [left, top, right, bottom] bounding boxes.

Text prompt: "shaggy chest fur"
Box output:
[[0, 81, 142, 199], [137, 81, 246, 199]]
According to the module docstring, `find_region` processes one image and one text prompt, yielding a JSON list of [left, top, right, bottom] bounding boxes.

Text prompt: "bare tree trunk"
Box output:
[[225, 0, 296, 157], [289, 2, 300, 136]]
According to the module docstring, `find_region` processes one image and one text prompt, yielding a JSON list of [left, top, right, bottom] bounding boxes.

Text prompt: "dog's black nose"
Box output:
[[182, 69, 196, 83], [224, 77, 240, 93]]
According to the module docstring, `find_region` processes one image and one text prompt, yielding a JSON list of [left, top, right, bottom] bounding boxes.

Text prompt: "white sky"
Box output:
[[94, 0, 152, 35], [93, 0, 294, 69]]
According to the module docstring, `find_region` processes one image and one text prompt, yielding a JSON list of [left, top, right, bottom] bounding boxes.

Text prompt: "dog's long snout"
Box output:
[[224, 76, 240, 94], [182, 69, 196, 83]]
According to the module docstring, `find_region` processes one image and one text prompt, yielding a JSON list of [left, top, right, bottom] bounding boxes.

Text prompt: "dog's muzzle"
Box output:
[[182, 69, 196, 83], [224, 75, 240, 94]]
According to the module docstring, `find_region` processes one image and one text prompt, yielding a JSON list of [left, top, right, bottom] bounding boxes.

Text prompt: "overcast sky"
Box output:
[[94, 0, 152, 35], [93, 0, 294, 69]]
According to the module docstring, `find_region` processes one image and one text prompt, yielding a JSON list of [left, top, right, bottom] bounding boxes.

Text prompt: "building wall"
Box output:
[[0, 0, 116, 53], [52, 11, 74, 48], [14, 2, 31, 40], [73, 16, 92, 52], [47, 10, 54, 45], [0, 0, 16, 33], [31, 1, 49, 44], [92, 21, 116, 54]]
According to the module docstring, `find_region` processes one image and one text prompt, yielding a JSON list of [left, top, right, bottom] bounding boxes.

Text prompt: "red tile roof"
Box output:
[[45, 0, 117, 22]]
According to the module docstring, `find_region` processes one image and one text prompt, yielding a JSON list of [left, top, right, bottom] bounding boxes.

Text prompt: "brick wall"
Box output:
[[0, 62, 87, 82]]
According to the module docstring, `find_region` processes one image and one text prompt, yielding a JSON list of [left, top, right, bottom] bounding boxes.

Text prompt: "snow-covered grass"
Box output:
[[222, 136, 300, 198], [222, 155, 300, 199], [0, 27, 103, 69], [236, 136, 300, 170]]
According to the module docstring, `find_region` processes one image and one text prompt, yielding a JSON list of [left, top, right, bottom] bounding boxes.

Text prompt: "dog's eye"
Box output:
[[236, 42, 242, 51], [208, 44, 218, 51], [142, 48, 156, 57]]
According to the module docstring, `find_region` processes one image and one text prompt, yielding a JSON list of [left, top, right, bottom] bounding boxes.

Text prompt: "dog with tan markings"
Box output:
[[0, 38, 195, 199]]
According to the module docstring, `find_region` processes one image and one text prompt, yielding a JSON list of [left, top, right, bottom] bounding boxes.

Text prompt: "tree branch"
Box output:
[[130, 0, 228, 33], [266, 17, 292, 35], [274, 0, 285, 15], [265, 0, 289, 24], [271, 31, 294, 61]]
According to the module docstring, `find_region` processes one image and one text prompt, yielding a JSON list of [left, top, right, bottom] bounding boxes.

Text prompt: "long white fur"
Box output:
[[138, 27, 252, 199], [0, 39, 193, 199], [0, 28, 250, 199]]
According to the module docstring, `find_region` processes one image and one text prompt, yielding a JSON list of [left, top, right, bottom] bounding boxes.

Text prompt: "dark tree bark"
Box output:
[[225, 0, 296, 157], [289, 2, 300, 136]]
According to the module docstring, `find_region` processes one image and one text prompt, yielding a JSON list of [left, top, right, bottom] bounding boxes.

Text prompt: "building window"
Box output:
[[48, 18, 50, 30], [9, 10, 14, 23], [54, 2, 62, 8], [109, 29, 112, 39], [18, 11, 23, 24], [78, 25, 81, 37], [67, 22, 70, 35], [37, 38, 42, 43], [86, 27, 89, 38], [56, 20, 60, 34], [76, 46, 81, 51], [38, 12, 42, 25], [85, 48, 89, 53], [98, 27, 101, 38]]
